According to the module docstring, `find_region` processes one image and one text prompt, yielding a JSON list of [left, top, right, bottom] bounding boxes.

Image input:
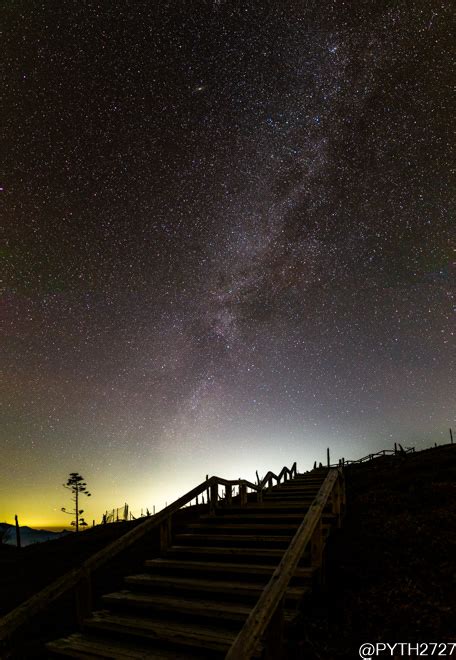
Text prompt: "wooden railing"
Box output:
[[334, 446, 415, 466], [0, 462, 297, 652], [225, 468, 345, 660]]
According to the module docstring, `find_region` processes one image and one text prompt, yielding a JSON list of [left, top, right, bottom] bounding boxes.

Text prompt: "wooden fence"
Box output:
[[334, 445, 415, 467]]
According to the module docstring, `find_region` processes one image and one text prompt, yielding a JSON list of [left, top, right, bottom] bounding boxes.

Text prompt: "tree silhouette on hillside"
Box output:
[[61, 472, 91, 532]]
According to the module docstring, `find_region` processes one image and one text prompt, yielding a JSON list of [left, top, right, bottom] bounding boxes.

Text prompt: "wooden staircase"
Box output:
[[46, 470, 340, 659]]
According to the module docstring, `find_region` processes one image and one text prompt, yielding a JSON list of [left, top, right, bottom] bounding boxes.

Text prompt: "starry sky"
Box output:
[[2, 1, 455, 528]]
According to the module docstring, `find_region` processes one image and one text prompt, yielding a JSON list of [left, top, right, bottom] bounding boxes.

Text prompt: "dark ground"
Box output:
[[1, 444, 455, 658], [291, 444, 456, 658]]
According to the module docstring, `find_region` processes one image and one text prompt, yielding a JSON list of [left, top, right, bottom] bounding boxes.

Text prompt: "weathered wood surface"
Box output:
[[225, 469, 341, 660]]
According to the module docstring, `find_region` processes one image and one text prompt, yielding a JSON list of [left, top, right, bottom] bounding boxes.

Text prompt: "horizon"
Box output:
[[3, 3, 454, 529], [1, 434, 452, 529]]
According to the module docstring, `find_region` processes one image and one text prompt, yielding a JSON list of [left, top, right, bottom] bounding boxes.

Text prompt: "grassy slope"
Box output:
[[291, 444, 456, 658]]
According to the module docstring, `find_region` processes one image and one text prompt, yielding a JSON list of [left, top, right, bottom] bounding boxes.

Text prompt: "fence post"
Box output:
[[450, 428, 454, 444], [327, 447, 330, 467], [210, 482, 218, 515], [240, 483, 247, 506], [257, 485, 263, 504], [15, 515, 21, 549], [226, 484, 232, 505]]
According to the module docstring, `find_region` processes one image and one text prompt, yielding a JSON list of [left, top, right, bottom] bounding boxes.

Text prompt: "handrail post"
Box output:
[[226, 484, 232, 505], [75, 568, 92, 626], [240, 483, 247, 506], [210, 482, 218, 515], [257, 486, 263, 504]]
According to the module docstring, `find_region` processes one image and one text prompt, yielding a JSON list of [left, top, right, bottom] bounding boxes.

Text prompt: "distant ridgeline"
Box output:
[[0, 523, 70, 547]]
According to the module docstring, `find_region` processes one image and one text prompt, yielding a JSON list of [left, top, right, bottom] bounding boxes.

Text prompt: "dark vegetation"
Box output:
[[1, 445, 454, 658], [61, 472, 91, 532]]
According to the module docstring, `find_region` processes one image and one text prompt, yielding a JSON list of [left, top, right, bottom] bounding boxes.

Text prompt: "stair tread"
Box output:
[[200, 513, 306, 520], [185, 523, 300, 530], [201, 513, 334, 521], [175, 533, 292, 541], [103, 590, 253, 617], [84, 611, 238, 652], [166, 545, 292, 557], [47, 632, 201, 659], [222, 502, 316, 509], [124, 574, 309, 600], [144, 558, 314, 578]]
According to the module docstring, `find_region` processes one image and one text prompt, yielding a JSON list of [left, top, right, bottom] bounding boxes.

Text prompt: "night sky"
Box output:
[[2, 1, 454, 528]]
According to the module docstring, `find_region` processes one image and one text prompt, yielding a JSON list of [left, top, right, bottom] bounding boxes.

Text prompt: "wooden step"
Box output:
[[275, 483, 322, 487], [165, 545, 306, 562], [185, 523, 301, 532], [222, 502, 318, 510], [200, 513, 335, 523], [123, 574, 307, 602], [174, 533, 292, 546], [143, 558, 314, 581], [183, 523, 332, 536], [200, 512, 307, 521], [263, 491, 319, 498], [101, 590, 306, 628], [47, 632, 203, 658], [102, 591, 253, 623], [83, 611, 240, 654]]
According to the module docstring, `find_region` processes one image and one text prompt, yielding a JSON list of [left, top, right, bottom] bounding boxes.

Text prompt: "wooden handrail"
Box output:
[[0, 463, 297, 649], [258, 462, 297, 489], [330, 447, 415, 467], [225, 468, 341, 660]]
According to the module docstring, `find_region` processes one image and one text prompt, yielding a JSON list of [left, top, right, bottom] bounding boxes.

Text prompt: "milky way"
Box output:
[[2, 2, 454, 525]]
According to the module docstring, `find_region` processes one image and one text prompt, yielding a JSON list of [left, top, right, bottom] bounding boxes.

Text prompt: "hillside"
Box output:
[[291, 443, 456, 657], [0, 524, 69, 547]]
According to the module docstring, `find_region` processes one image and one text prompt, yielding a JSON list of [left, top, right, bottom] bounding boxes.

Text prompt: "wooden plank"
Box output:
[[185, 523, 301, 531], [84, 611, 237, 653], [144, 559, 314, 579], [165, 546, 288, 559], [47, 633, 190, 659], [102, 591, 254, 620], [125, 574, 280, 597], [174, 533, 293, 544]]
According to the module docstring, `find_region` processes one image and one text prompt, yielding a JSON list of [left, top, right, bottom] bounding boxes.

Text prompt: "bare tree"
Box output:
[[62, 472, 91, 532]]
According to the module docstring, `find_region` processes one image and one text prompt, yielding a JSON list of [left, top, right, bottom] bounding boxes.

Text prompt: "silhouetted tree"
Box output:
[[61, 472, 91, 532]]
